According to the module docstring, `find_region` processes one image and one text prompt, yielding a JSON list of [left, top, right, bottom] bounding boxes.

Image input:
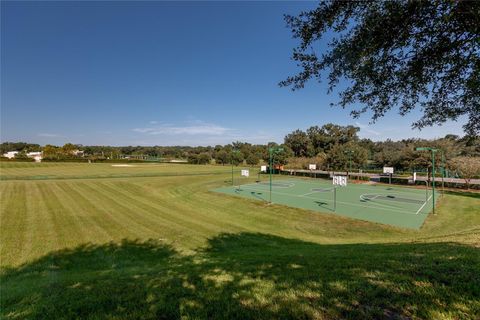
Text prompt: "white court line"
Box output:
[[301, 187, 335, 197], [415, 195, 432, 215], [301, 191, 321, 197], [278, 178, 427, 196], [246, 182, 295, 188], [359, 193, 421, 211], [237, 185, 419, 215]]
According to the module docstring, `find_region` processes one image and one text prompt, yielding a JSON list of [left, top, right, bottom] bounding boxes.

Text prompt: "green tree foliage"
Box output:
[[197, 153, 212, 165], [214, 150, 229, 165], [13, 151, 30, 160], [284, 129, 311, 157], [306, 124, 360, 153], [246, 153, 260, 166], [327, 142, 368, 171], [187, 152, 212, 164], [61, 143, 77, 155], [285, 153, 327, 170], [284, 124, 362, 169], [0, 142, 41, 154], [2, 126, 475, 173], [42, 145, 61, 159], [229, 150, 245, 166], [281, 1, 480, 135], [450, 156, 480, 188], [265, 143, 293, 166]]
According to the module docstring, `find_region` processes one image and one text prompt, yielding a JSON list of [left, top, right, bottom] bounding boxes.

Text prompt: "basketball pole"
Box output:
[[268, 146, 284, 204], [333, 186, 337, 212], [416, 147, 438, 215], [231, 152, 234, 186], [269, 149, 272, 203], [432, 150, 436, 215], [231, 149, 239, 187], [441, 150, 445, 196]]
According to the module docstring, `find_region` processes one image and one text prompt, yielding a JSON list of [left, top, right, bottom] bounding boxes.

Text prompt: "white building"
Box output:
[[72, 150, 84, 157], [2, 151, 19, 159], [27, 152, 43, 162]]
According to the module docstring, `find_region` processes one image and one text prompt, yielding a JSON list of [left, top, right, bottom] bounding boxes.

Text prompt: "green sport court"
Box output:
[[213, 177, 437, 229]]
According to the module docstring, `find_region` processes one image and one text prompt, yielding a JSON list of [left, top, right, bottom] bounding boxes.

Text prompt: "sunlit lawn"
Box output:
[[1, 162, 479, 319]]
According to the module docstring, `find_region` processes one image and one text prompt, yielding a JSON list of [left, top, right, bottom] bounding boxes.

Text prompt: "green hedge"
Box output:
[[379, 177, 479, 190], [0, 157, 35, 162]]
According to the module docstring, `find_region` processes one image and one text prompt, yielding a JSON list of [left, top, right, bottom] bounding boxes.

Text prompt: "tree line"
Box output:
[[1, 123, 479, 175]]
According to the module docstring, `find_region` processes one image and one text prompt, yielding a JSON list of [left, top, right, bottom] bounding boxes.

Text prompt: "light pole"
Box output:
[[441, 150, 445, 195], [416, 147, 438, 214], [269, 146, 284, 203], [344, 150, 354, 179], [231, 149, 240, 186]]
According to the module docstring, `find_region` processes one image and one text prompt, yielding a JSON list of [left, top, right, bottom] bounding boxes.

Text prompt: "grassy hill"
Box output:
[[1, 163, 479, 319]]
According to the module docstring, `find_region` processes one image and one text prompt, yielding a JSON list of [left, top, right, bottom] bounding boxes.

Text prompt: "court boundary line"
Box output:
[[271, 177, 430, 196], [246, 182, 296, 189], [359, 193, 427, 212], [236, 185, 420, 215], [416, 195, 432, 215]]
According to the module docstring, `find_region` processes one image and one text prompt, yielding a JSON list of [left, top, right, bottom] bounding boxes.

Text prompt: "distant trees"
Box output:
[[214, 150, 229, 165], [284, 130, 311, 157], [197, 153, 212, 165], [260, 143, 293, 166], [450, 157, 480, 189], [230, 150, 244, 166], [14, 151, 30, 160], [281, 124, 480, 175], [326, 142, 368, 171], [2, 125, 478, 178], [245, 153, 260, 166], [284, 124, 361, 157], [43, 145, 61, 159], [283, 124, 365, 170], [61, 143, 77, 155], [0, 142, 40, 154], [188, 152, 212, 165]]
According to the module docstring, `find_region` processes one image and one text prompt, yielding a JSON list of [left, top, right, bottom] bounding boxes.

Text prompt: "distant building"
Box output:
[[72, 150, 84, 157], [27, 152, 43, 162], [3, 151, 19, 159]]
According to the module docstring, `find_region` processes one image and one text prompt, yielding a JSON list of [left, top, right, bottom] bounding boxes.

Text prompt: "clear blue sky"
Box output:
[[1, 1, 465, 146]]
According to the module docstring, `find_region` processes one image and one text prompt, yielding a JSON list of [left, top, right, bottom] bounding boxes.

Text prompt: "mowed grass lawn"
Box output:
[[1, 162, 479, 319]]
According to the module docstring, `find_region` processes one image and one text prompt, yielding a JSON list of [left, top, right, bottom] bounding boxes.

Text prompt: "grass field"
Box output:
[[1, 162, 479, 319]]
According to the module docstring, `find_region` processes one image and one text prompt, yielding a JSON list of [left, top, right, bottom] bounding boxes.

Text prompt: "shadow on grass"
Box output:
[[1, 235, 479, 319]]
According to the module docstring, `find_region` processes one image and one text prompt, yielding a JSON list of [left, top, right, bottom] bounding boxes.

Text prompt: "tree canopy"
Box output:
[[280, 0, 480, 135]]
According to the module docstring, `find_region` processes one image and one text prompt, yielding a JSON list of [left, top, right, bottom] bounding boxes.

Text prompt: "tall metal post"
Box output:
[[333, 186, 337, 211], [415, 147, 438, 215], [432, 150, 436, 215], [268, 147, 283, 204], [231, 149, 238, 187], [269, 148, 272, 203], [349, 153, 352, 175], [441, 151, 445, 195], [231, 153, 234, 186], [344, 150, 353, 180]]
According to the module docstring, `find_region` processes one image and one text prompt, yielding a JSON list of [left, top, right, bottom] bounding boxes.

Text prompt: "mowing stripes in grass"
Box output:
[[1, 163, 479, 319], [95, 181, 217, 242], [53, 182, 116, 242]]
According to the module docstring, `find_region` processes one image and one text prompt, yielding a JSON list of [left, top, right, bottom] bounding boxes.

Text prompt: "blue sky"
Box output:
[[1, 1, 465, 146]]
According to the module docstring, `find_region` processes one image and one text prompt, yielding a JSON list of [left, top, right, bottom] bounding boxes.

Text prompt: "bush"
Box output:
[[284, 156, 326, 170], [187, 153, 211, 165], [197, 153, 212, 165], [0, 157, 34, 162], [246, 153, 260, 166]]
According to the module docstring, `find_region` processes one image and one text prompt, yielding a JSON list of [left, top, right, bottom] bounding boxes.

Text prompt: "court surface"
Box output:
[[213, 177, 437, 229]]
